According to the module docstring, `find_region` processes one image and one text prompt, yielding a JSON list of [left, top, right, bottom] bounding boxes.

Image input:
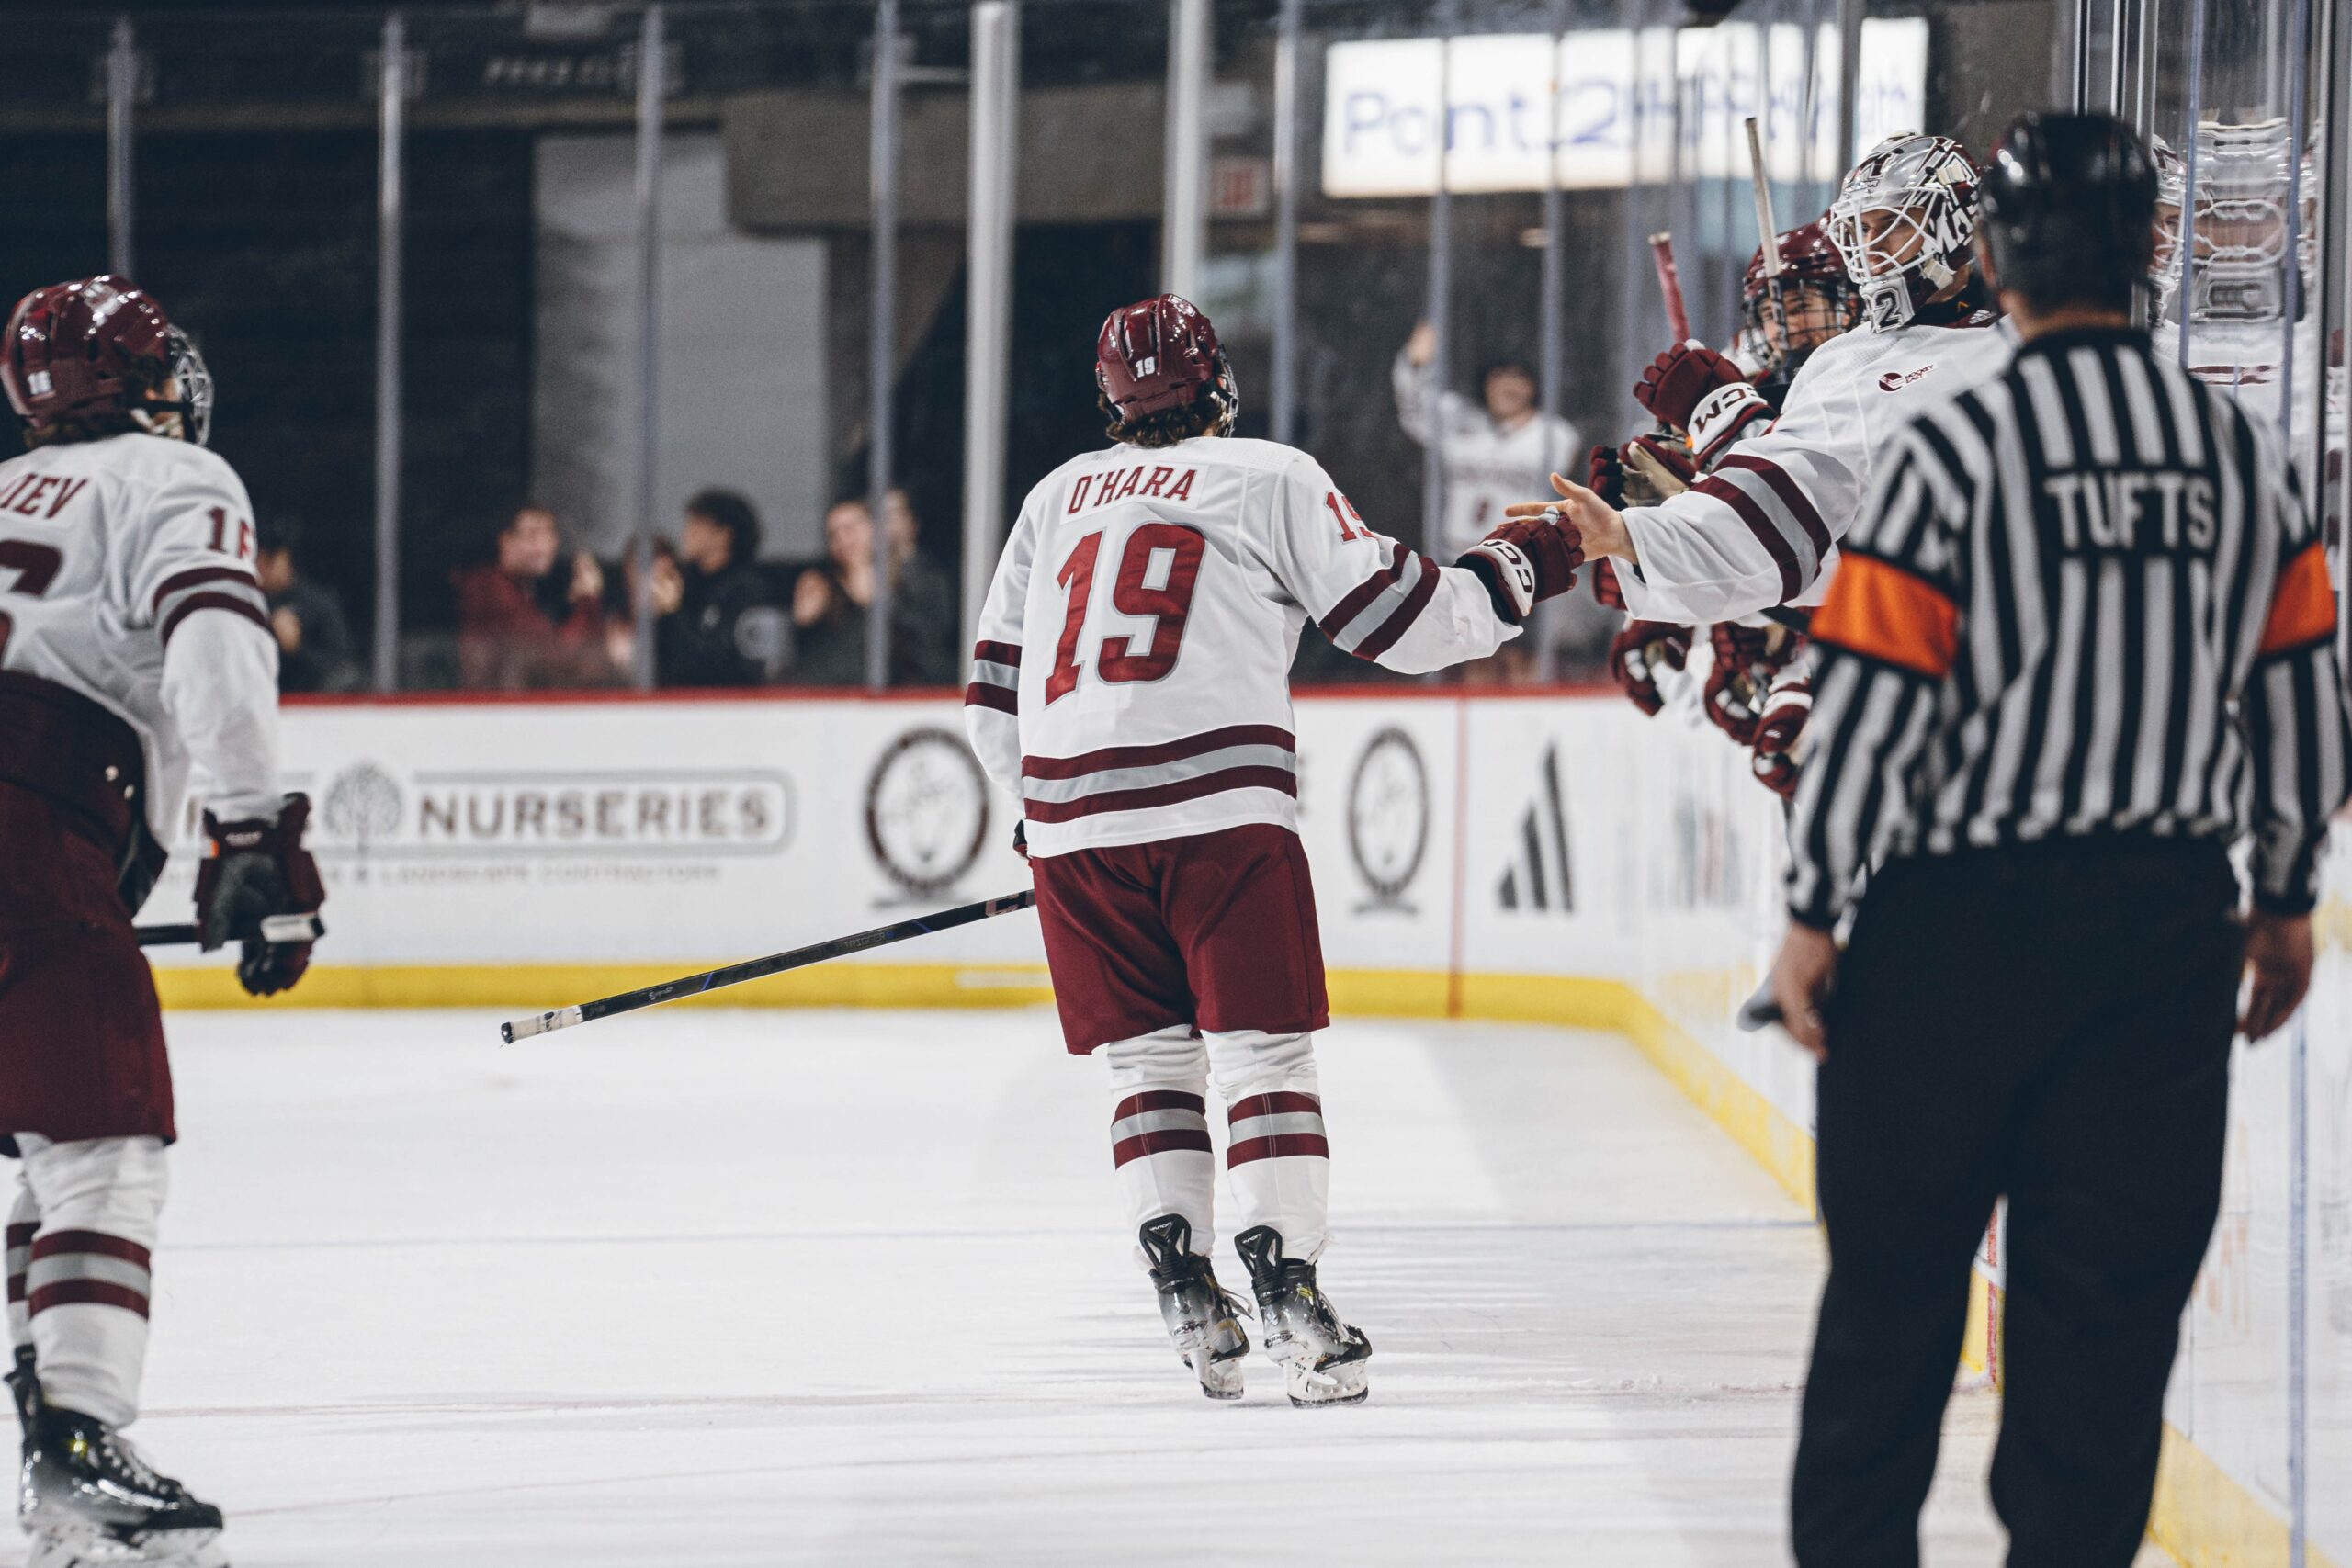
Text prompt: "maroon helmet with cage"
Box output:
[[1095, 294, 1238, 424], [1741, 219, 1852, 308], [1736, 218, 1862, 371], [3, 275, 212, 446]]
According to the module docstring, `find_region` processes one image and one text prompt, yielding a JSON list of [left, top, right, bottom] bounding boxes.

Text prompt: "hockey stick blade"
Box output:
[[498, 887, 1039, 1044], [135, 912, 326, 949]]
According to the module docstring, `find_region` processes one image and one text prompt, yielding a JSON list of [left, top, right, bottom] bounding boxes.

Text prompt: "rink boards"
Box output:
[[141, 690, 2351, 1566]]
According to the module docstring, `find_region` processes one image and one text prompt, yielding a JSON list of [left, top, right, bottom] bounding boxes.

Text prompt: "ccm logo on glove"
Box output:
[[1459, 513, 1585, 624]]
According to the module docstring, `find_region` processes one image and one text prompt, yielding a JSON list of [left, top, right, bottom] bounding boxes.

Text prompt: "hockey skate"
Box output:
[[19, 1408, 227, 1568], [1137, 1216, 1251, 1400], [1233, 1226, 1371, 1407]]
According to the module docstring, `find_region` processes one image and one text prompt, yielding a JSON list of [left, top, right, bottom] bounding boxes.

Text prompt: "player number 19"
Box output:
[[1045, 524, 1207, 704]]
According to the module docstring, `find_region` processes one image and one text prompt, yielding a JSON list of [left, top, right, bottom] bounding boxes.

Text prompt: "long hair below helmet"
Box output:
[[1095, 294, 1239, 448]]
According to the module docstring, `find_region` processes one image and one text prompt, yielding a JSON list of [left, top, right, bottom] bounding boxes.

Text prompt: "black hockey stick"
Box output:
[[135, 913, 325, 949], [498, 888, 1038, 1043]]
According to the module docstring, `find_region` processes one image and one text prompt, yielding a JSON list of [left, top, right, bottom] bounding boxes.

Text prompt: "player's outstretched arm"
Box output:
[[1258, 453, 1572, 677]]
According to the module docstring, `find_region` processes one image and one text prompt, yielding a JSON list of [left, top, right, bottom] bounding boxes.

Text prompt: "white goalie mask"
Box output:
[[1826, 132, 1983, 333], [2188, 118, 2293, 325]]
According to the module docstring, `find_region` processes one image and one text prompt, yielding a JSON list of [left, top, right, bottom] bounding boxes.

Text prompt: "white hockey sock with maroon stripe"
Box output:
[[1207, 1030, 1330, 1263], [15, 1134, 166, 1428], [6, 1176, 36, 1360], [1102, 1026, 1216, 1269]]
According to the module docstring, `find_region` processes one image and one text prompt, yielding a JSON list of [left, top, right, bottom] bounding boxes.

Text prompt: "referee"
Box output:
[[1768, 113, 2351, 1567]]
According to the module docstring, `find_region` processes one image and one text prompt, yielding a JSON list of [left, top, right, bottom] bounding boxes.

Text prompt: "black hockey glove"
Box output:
[[1012, 821, 1029, 862], [195, 794, 326, 998]]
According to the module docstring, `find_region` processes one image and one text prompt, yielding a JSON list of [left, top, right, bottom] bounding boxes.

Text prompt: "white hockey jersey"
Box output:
[[965, 435, 1516, 856], [1393, 351, 1582, 559], [1615, 309, 2017, 625], [0, 431, 282, 836]]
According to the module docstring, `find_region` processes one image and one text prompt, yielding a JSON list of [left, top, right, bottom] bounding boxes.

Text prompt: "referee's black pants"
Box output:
[[1791, 840, 2242, 1568]]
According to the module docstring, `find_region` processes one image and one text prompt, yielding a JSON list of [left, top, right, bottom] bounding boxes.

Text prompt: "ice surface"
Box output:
[[20, 1008, 2177, 1566]]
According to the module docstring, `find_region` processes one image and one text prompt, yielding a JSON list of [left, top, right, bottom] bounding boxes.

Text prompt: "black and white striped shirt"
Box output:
[[1787, 325, 2350, 928]]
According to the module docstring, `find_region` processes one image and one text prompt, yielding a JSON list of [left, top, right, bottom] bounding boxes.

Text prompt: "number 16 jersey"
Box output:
[[964, 434, 1516, 856]]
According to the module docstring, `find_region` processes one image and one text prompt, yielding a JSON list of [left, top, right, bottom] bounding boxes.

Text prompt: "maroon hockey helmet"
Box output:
[[1738, 218, 1862, 367], [1741, 219, 1852, 306], [3, 276, 212, 445], [1095, 294, 1238, 423]]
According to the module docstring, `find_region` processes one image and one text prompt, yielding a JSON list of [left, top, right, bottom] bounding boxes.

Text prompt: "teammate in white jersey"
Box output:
[[1519, 133, 2016, 630], [0, 276, 324, 1568], [965, 295, 1583, 1404]]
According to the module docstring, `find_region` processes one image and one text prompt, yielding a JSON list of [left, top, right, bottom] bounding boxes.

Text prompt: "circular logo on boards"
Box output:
[[1345, 725, 1429, 912], [865, 726, 991, 900]]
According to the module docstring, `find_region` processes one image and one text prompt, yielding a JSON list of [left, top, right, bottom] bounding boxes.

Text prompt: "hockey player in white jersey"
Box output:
[[0, 276, 324, 1568], [1514, 133, 2015, 631], [965, 295, 1584, 1404]]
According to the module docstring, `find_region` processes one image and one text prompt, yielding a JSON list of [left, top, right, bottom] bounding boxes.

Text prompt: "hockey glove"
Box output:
[[1591, 558, 1625, 611], [1702, 623, 1779, 745], [1585, 443, 1627, 508], [1609, 620, 1691, 717], [1632, 344, 1746, 433], [1685, 380, 1775, 468], [1012, 821, 1028, 862], [1459, 513, 1585, 626], [1750, 663, 1814, 799], [195, 793, 325, 998], [1618, 435, 1697, 504]]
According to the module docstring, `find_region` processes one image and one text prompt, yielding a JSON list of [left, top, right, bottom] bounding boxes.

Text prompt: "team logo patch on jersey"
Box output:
[[1346, 726, 1430, 913], [1876, 365, 1936, 392]]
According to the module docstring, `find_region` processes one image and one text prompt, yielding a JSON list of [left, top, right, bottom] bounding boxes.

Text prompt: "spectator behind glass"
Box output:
[[793, 491, 957, 686], [451, 504, 626, 690], [650, 488, 792, 686], [255, 517, 363, 694]]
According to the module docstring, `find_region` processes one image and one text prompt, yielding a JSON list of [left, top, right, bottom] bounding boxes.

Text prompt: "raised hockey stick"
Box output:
[[1744, 117, 1790, 360], [135, 913, 325, 949], [1647, 231, 1692, 344], [498, 887, 1038, 1043]]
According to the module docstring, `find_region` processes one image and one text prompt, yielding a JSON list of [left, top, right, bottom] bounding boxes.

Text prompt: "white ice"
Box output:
[[21, 1008, 2179, 1566]]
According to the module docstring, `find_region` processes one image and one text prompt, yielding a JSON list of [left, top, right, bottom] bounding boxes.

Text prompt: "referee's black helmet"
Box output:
[[1977, 112, 2158, 310]]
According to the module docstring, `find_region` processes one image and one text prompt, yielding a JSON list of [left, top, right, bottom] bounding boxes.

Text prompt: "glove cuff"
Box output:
[[1689, 381, 1773, 467], [1458, 538, 1537, 624]]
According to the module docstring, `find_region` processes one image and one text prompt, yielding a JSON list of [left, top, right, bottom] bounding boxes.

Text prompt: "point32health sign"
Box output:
[[1320, 18, 1928, 198]]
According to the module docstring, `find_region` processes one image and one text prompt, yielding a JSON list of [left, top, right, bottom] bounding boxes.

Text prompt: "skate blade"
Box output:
[[29, 1524, 229, 1568], [1283, 1357, 1370, 1407], [1190, 1355, 1245, 1400]]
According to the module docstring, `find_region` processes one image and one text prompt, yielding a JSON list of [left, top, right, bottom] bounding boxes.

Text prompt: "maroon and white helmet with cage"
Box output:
[[1735, 219, 1860, 372], [1826, 133, 1983, 333], [2, 275, 213, 445]]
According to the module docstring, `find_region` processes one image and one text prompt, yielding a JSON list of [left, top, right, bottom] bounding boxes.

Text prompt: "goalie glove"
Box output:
[[195, 793, 326, 998], [1609, 619, 1692, 717], [1750, 661, 1814, 799], [1458, 513, 1585, 625]]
